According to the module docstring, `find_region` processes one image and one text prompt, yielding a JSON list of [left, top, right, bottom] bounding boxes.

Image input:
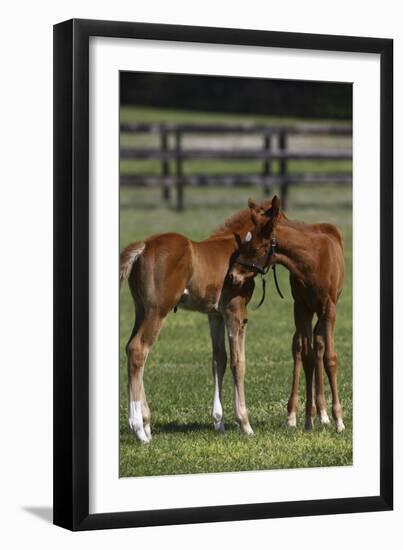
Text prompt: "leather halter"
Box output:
[[234, 234, 284, 307], [235, 235, 278, 275]]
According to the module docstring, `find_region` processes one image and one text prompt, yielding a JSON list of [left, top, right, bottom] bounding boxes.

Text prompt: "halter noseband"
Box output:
[[234, 234, 284, 306], [235, 235, 278, 275]]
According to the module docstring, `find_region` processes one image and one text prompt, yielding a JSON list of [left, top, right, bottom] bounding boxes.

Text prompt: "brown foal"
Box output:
[[228, 197, 345, 432], [119, 202, 274, 443]]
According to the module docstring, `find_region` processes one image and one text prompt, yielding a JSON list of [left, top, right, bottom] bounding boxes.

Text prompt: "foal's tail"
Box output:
[[119, 241, 146, 288]]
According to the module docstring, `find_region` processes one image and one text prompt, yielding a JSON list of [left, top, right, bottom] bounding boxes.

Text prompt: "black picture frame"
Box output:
[[53, 18, 393, 531]]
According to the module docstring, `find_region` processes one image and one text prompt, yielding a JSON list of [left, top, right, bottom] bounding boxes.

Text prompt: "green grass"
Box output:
[[120, 105, 352, 126], [120, 159, 352, 176], [119, 106, 352, 478]]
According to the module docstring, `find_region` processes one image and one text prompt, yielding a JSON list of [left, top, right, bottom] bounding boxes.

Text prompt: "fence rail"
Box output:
[[120, 122, 352, 135], [120, 122, 352, 210]]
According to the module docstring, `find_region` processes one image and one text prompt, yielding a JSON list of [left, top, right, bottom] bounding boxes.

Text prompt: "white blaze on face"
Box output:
[[244, 231, 252, 243]]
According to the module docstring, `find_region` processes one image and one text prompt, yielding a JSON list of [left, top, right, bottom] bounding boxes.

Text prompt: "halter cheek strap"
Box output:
[[268, 235, 284, 300], [252, 263, 284, 310], [272, 265, 284, 300]]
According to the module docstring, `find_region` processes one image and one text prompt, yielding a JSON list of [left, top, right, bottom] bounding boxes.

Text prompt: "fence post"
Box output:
[[279, 130, 289, 209], [161, 129, 170, 202], [262, 133, 272, 195], [175, 130, 184, 211]]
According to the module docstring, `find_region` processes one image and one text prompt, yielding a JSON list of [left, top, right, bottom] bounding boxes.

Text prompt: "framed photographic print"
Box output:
[[53, 19, 393, 531]]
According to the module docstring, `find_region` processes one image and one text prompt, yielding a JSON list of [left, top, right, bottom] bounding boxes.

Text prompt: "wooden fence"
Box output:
[[120, 123, 352, 210]]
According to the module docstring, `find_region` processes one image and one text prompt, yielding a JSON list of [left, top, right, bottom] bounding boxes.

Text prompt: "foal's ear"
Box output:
[[272, 195, 281, 213], [248, 197, 262, 226], [265, 195, 281, 220], [248, 197, 259, 210], [261, 195, 281, 236]]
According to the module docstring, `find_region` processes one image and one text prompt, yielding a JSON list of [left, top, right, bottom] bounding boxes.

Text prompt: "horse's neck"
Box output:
[[197, 234, 239, 261], [216, 235, 239, 256], [274, 222, 315, 281]]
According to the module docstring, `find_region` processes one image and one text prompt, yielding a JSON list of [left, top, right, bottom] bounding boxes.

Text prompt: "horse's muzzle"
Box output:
[[227, 271, 244, 287]]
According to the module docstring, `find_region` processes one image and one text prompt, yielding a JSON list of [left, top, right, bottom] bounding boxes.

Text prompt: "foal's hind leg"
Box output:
[[289, 303, 314, 429], [288, 331, 302, 427], [324, 303, 345, 432], [126, 309, 165, 443], [313, 317, 331, 429], [141, 386, 152, 440], [208, 314, 227, 433]]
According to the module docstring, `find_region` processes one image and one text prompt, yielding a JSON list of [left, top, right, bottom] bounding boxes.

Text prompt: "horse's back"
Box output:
[[144, 231, 190, 251], [309, 223, 345, 275], [291, 223, 344, 307], [308, 222, 344, 250]]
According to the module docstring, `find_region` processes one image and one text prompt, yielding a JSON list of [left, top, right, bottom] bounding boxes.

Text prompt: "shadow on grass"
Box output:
[[153, 421, 214, 433], [121, 421, 244, 437], [120, 418, 294, 437]]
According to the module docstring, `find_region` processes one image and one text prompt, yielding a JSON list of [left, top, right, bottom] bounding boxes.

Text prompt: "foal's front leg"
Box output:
[[208, 314, 227, 432], [224, 304, 253, 435]]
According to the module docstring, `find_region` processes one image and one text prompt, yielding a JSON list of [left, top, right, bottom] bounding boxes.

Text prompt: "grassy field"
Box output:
[[119, 107, 352, 478]]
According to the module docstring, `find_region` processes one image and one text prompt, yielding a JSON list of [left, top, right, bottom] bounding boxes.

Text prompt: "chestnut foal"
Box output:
[[228, 197, 345, 432], [119, 202, 274, 443]]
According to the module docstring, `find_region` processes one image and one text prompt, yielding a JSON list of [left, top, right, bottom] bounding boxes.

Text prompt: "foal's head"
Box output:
[[228, 196, 281, 287]]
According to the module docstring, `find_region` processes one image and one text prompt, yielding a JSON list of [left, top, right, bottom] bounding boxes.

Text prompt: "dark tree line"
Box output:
[[120, 72, 352, 120]]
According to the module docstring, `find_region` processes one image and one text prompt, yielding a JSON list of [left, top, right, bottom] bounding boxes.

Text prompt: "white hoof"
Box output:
[[336, 419, 346, 433], [129, 401, 150, 443], [212, 403, 223, 431], [242, 423, 255, 436], [136, 429, 150, 444], [319, 410, 331, 425], [128, 422, 150, 443], [287, 412, 297, 427], [214, 421, 225, 433], [144, 423, 152, 440]]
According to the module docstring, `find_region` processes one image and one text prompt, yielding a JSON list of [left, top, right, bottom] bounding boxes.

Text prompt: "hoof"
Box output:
[[144, 424, 152, 440], [128, 421, 150, 444], [214, 421, 225, 433], [319, 411, 331, 426], [136, 429, 150, 444], [304, 417, 314, 431], [133, 430, 150, 444], [336, 419, 346, 433], [242, 423, 255, 436], [287, 412, 297, 428]]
